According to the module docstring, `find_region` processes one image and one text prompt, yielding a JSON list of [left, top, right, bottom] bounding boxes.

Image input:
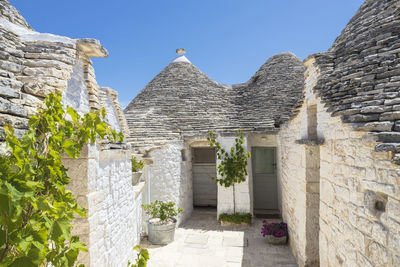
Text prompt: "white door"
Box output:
[[192, 148, 217, 207], [252, 147, 278, 210]]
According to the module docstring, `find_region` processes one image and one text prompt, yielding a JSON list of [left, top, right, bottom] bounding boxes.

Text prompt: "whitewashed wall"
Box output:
[[66, 144, 144, 267], [147, 141, 192, 224]]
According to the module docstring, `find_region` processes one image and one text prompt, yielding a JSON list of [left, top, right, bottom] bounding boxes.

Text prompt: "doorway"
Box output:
[[252, 147, 278, 213], [192, 147, 217, 207]]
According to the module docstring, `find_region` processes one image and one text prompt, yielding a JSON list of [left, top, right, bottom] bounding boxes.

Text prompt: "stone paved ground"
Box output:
[[141, 209, 298, 267]]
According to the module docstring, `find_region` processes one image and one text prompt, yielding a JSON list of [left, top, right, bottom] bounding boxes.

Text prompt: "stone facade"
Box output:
[[0, 2, 142, 266], [65, 144, 144, 266], [145, 142, 193, 224]]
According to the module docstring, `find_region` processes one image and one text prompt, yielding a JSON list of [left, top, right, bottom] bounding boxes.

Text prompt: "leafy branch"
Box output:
[[207, 130, 250, 213], [0, 91, 123, 266]]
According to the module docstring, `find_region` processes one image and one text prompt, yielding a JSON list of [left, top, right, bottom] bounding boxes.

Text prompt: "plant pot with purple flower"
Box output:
[[261, 220, 288, 245]]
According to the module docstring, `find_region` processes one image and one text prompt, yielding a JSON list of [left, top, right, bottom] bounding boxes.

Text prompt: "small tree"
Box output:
[[0, 91, 123, 266], [207, 130, 250, 214]]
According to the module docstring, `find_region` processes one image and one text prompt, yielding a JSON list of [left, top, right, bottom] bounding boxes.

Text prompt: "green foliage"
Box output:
[[127, 245, 149, 267], [131, 157, 144, 172], [142, 201, 183, 223], [207, 130, 251, 187], [0, 91, 123, 266], [218, 213, 252, 225]]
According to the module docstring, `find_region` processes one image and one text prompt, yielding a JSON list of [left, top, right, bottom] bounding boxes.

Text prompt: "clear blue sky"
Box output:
[[11, 0, 364, 108]]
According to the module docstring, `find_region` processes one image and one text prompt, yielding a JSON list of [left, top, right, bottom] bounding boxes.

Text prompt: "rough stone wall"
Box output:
[[147, 142, 192, 224], [317, 98, 400, 267], [313, 0, 400, 163], [281, 55, 400, 267], [0, 8, 110, 138], [66, 144, 144, 267], [278, 107, 307, 265], [278, 58, 321, 266], [99, 87, 121, 132], [0, 0, 31, 29]]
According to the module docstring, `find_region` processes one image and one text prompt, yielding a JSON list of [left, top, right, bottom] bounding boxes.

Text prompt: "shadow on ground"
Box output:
[[142, 208, 298, 267]]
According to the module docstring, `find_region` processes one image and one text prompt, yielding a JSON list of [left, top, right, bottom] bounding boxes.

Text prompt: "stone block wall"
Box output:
[[278, 109, 307, 265], [317, 101, 400, 267], [278, 57, 321, 266], [147, 141, 193, 224], [66, 144, 144, 266], [281, 55, 400, 266]]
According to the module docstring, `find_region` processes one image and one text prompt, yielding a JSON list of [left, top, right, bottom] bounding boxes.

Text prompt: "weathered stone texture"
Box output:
[[279, 58, 320, 267], [313, 0, 400, 164], [0, 0, 129, 138], [124, 53, 305, 149], [0, 0, 31, 29], [65, 144, 144, 267]]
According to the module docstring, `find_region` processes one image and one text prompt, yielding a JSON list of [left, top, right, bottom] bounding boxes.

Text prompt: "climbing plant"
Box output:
[[207, 130, 250, 213], [0, 91, 123, 266]]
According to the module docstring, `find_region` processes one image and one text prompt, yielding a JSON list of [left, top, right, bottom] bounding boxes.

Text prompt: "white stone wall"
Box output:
[[217, 136, 251, 216], [147, 141, 193, 224], [66, 144, 144, 267], [318, 104, 400, 267], [278, 57, 321, 266], [280, 57, 400, 267], [278, 109, 307, 265]]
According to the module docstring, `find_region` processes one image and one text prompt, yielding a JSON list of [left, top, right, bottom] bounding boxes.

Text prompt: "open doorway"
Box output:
[[192, 147, 217, 208]]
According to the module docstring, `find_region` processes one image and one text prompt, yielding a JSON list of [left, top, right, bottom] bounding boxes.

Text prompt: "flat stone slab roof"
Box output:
[[141, 209, 298, 267]]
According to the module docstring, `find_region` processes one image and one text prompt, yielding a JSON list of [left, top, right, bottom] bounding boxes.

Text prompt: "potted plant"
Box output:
[[131, 156, 144, 185], [261, 220, 288, 245], [218, 213, 252, 227], [142, 200, 183, 245]]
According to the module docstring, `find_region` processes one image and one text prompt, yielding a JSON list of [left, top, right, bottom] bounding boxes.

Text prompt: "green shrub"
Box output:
[[142, 200, 183, 223], [0, 91, 123, 266], [218, 213, 252, 225], [131, 156, 144, 172]]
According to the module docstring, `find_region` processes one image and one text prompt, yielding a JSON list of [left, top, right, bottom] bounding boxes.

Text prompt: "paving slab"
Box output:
[[141, 209, 298, 267]]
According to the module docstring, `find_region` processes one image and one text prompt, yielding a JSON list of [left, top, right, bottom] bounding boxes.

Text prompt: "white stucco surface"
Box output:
[[66, 144, 144, 267], [147, 142, 193, 224]]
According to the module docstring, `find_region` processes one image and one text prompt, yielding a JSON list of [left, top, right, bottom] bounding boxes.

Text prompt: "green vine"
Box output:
[[207, 130, 250, 213], [0, 91, 123, 266], [127, 245, 149, 267]]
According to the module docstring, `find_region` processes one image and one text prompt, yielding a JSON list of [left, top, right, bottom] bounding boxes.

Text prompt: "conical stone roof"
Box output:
[[124, 57, 237, 147], [124, 52, 305, 148], [0, 0, 31, 29]]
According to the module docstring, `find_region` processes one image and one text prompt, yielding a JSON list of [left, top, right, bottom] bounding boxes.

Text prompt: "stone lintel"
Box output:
[[77, 38, 108, 58]]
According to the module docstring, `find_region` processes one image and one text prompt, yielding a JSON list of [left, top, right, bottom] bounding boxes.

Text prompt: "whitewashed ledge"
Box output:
[[133, 181, 145, 198]]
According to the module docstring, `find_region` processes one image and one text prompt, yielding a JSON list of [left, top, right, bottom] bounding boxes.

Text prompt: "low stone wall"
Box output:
[[66, 144, 144, 266]]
